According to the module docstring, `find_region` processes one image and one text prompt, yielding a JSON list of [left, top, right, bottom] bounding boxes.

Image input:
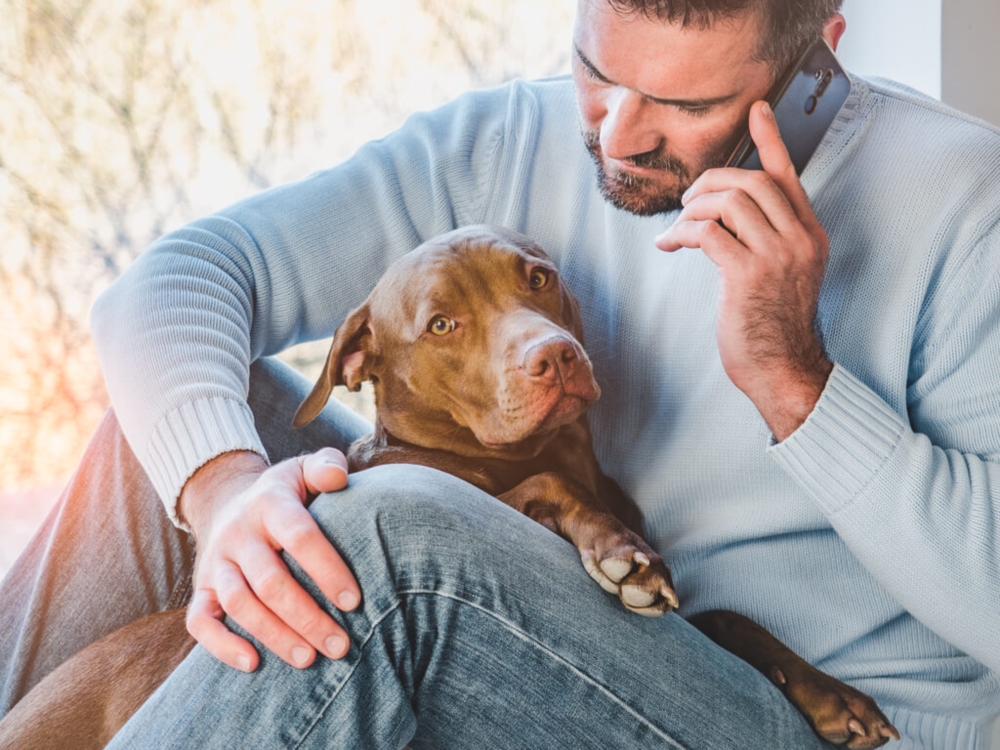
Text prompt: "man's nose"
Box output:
[[600, 88, 663, 162]]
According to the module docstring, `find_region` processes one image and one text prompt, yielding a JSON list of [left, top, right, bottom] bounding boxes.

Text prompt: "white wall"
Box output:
[[942, 0, 1000, 127], [837, 0, 942, 99], [837, 0, 1000, 127]]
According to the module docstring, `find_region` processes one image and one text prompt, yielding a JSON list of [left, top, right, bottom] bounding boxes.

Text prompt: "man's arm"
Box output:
[[656, 101, 833, 439], [656, 100, 1000, 672], [89, 83, 523, 668]]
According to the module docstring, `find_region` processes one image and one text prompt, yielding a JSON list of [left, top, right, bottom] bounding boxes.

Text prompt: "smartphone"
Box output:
[[725, 38, 850, 174]]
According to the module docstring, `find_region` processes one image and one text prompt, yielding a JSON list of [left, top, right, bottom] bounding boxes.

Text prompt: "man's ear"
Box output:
[[292, 304, 377, 428], [822, 13, 846, 52]]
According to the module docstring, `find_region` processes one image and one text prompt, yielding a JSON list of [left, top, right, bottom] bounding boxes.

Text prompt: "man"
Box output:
[[2, 0, 999, 746]]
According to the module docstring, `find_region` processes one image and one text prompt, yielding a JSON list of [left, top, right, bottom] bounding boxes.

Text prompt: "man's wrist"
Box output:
[[754, 359, 833, 442], [178, 450, 269, 541]]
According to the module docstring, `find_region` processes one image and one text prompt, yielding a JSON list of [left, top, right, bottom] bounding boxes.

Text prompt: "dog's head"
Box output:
[[293, 225, 600, 460]]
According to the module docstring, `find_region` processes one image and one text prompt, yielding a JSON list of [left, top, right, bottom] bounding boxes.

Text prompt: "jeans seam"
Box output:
[[292, 600, 405, 749], [399, 588, 691, 750]]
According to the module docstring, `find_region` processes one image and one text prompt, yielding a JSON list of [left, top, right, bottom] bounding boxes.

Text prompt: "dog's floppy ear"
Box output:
[[292, 304, 376, 428]]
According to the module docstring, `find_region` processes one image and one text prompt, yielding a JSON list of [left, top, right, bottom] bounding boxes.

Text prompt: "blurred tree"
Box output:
[[0, 0, 573, 490]]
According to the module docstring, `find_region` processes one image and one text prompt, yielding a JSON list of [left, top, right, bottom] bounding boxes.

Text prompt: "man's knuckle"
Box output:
[[281, 521, 320, 551], [703, 221, 728, 243], [219, 585, 252, 615], [186, 610, 211, 636], [295, 612, 324, 636], [253, 569, 288, 601]]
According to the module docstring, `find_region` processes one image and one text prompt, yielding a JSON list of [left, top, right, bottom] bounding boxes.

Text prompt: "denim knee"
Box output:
[[305, 463, 585, 624]]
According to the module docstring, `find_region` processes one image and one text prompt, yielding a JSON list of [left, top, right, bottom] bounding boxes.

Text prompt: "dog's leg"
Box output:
[[689, 610, 899, 749], [499, 471, 678, 616], [0, 608, 194, 750]]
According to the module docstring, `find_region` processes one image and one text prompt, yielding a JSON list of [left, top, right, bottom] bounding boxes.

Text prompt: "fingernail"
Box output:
[[291, 646, 311, 667], [236, 654, 253, 672], [338, 591, 359, 610], [761, 101, 773, 119], [326, 634, 349, 658], [681, 186, 692, 204]]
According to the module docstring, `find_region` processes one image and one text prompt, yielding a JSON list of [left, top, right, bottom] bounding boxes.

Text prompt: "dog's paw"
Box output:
[[579, 537, 678, 617], [773, 664, 900, 748]]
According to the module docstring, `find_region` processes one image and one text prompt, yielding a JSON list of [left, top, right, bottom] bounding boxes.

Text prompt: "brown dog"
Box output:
[[293, 225, 678, 617], [0, 225, 898, 749]]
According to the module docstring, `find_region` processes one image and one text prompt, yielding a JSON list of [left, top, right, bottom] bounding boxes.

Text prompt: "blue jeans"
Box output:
[[2, 359, 830, 749]]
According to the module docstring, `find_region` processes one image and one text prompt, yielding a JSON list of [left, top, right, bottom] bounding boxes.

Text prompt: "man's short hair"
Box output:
[[605, 0, 843, 70]]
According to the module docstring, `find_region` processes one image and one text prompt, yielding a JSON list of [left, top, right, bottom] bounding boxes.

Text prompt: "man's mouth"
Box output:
[[581, 129, 689, 216]]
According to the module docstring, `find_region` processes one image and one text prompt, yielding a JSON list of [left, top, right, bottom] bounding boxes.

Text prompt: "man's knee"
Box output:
[[308, 463, 508, 558], [306, 464, 587, 616]]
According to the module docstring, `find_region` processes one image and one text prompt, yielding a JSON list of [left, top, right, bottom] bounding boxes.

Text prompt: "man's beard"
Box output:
[[582, 129, 735, 216]]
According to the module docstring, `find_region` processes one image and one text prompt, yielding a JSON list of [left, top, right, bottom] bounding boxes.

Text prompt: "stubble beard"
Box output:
[[582, 129, 738, 217]]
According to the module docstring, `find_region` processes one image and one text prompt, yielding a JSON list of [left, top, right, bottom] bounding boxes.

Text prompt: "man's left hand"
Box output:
[[655, 100, 833, 441]]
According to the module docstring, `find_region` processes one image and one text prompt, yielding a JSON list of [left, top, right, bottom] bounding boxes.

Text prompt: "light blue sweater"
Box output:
[[92, 74, 1000, 747]]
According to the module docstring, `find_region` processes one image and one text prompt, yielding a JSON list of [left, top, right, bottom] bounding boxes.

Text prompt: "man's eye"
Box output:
[[529, 268, 550, 290], [428, 315, 456, 335], [678, 104, 712, 117]]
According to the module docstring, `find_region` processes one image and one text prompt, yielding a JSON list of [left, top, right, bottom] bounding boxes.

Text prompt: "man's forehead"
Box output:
[[574, 0, 765, 95], [585, 0, 761, 27]]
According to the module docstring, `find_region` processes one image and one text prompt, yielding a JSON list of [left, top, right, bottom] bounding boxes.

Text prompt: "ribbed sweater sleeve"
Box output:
[[89, 82, 534, 527], [771, 216, 1000, 674]]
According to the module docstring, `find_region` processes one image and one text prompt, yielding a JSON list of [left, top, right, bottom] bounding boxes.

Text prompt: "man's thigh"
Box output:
[[249, 356, 373, 462], [321, 465, 831, 749], [111, 463, 830, 750]]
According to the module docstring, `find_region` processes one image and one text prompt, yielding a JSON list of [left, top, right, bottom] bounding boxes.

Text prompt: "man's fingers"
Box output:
[[187, 584, 260, 673], [264, 500, 362, 616], [655, 218, 746, 266], [658, 189, 775, 253], [749, 101, 824, 235], [238, 540, 352, 662], [681, 169, 800, 239], [211, 551, 336, 669], [300, 448, 349, 495], [748, 101, 794, 178]]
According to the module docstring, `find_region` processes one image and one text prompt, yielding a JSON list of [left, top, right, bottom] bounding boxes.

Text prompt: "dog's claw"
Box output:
[[580, 541, 676, 617], [880, 725, 900, 740]]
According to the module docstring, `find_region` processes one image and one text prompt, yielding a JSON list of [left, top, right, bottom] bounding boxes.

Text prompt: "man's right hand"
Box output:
[[178, 448, 360, 672]]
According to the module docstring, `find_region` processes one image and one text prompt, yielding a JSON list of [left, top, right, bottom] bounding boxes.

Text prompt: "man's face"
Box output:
[[573, 0, 775, 215]]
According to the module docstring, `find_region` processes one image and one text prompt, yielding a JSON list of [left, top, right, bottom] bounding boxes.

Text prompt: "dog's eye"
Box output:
[[529, 268, 550, 290], [428, 315, 456, 336]]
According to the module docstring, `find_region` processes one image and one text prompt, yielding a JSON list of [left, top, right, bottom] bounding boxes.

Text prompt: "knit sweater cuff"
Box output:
[[768, 364, 905, 515], [144, 397, 270, 531]]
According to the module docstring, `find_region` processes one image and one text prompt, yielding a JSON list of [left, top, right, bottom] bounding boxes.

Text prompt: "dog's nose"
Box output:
[[523, 338, 579, 382]]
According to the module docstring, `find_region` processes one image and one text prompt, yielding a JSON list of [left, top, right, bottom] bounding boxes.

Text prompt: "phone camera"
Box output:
[[814, 69, 834, 98], [805, 95, 818, 115]]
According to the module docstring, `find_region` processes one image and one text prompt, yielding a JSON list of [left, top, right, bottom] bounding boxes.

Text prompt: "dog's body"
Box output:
[[0, 226, 897, 749]]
